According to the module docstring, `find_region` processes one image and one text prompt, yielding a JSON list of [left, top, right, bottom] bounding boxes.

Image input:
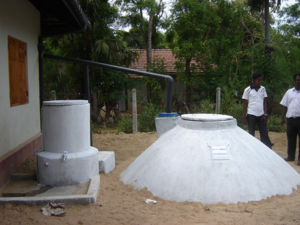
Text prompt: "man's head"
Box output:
[[252, 72, 262, 88], [293, 73, 300, 90]]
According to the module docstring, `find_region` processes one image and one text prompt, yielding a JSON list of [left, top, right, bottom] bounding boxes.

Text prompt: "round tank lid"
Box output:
[[43, 100, 88, 106], [181, 114, 233, 121]]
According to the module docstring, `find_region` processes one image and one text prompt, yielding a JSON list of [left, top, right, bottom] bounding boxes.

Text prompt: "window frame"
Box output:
[[8, 36, 29, 107]]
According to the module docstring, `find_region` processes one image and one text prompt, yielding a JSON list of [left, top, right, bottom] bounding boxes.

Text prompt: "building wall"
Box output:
[[0, 0, 41, 158]]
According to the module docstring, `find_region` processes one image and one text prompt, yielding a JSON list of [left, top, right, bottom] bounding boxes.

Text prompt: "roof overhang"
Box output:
[[28, 0, 90, 37]]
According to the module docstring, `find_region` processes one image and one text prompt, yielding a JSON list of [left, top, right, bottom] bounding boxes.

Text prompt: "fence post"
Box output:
[[216, 87, 221, 114], [118, 91, 126, 112], [50, 90, 56, 100], [132, 89, 138, 133]]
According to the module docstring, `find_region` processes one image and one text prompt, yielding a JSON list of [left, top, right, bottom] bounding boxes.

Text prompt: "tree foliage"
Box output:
[[43, 0, 300, 120], [43, 0, 139, 122]]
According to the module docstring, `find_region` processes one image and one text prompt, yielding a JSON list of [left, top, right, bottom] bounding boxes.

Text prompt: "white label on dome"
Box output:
[[212, 146, 229, 160]]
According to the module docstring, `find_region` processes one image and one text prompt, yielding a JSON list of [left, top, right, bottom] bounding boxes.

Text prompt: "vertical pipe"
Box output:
[[125, 89, 128, 111], [84, 65, 92, 146], [38, 36, 44, 130], [216, 87, 221, 114], [84, 65, 91, 103], [132, 89, 138, 133], [50, 90, 56, 100], [37, 37, 44, 182], [166, 78, 174, 113]]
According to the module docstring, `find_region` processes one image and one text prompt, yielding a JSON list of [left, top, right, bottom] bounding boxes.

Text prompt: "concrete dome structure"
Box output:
[[120, 114, 300, 204]]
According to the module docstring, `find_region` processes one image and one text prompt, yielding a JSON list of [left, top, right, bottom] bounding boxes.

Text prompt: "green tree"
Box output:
[[278, 0, 300, 37], [168, 0, 219, 111], [247, 0, 281, 46], [115, 0, 166, 103], [44, 0, 139, 122]]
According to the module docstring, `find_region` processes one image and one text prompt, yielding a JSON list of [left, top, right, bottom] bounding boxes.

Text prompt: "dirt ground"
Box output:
[[1, 131, 300, 225]]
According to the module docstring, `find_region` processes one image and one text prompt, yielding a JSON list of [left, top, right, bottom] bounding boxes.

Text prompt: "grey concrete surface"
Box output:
[[155, 116, 179, 138], [121, 114, 300, 204], [36, 147, 99, 186], [0, 175, 100, 205], [98, 151, 115, 174], [43, 100, 90, 153]]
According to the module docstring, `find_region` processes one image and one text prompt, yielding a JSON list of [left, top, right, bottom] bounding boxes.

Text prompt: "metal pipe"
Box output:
[[83, 65, 93, 146], [84, 65, 90, 103], [43, 54, 174, 113], [216, 87, 221, 114], [38, 37, 44, 130]]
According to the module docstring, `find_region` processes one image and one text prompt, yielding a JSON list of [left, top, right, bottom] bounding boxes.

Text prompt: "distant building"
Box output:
[[129, 49, 204, 77]]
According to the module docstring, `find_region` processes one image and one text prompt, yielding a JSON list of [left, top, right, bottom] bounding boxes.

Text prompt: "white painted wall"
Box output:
[[0, 0, 41, 158]]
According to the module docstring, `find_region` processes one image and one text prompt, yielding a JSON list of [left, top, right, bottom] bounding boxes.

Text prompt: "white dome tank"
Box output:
[[120, 114, 300, 204]]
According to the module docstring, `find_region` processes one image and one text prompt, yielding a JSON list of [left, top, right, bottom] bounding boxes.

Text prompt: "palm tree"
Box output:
[[247, 0, 281, 46]]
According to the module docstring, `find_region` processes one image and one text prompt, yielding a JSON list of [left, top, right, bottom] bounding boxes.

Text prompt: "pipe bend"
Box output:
[[165, 75, 173, 83]]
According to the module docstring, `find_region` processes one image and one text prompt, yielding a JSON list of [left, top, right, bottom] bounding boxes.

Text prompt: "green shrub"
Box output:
[[138, 103, 164, 132], [219, 88, 246, 129], [193, 100, 215, 114], [223, 103, 246, 129], [117, 115, 133, 133], [267, 115, 285, 133]]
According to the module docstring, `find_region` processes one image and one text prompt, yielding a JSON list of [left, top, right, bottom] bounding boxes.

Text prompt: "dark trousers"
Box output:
[[247, 114, 272, 148], [286, 117, 300, 161]]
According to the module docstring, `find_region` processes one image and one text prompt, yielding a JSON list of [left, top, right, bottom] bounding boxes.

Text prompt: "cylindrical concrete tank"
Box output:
[[42, 100, 90, 153], [37, 100, 99, 186], [121, 114, 300, 204]]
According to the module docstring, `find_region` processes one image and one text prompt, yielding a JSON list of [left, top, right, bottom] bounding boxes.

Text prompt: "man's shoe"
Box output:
[[271, 143, 275, 147], [284, 157, 295, 162], [297, 161, 300, 166]]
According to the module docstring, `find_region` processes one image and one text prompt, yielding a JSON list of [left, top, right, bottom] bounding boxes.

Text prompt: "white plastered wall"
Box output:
[[0, 0, 41, 158]]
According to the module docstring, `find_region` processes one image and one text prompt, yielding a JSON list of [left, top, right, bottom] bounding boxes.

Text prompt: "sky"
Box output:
[[112, 0, 298, 32], [274, 0, 297, 26], [281, 0, 297, 7]]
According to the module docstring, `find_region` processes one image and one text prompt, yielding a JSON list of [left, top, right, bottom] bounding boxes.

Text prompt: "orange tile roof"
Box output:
[[129, 49, 176, 73], [128, 49, 204, 78]]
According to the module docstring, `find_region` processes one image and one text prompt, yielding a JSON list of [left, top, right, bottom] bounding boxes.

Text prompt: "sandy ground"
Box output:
[[1, 131, 300, 225]]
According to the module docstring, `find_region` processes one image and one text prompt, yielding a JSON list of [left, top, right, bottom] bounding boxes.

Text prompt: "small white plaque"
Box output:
[[212, 145, 229, 160]]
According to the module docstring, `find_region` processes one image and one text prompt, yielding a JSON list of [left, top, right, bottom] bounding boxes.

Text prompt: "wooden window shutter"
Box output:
[[8, 36, 28, 107]]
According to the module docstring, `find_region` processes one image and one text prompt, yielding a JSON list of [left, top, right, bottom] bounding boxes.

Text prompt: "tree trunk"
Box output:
[[139, 8, 144, 38], [91, 91, 98, 122], [146, 12, 154, 103], [147, 13, 154, 66], [147, 83, 152, 103], [185, 58, 192, 113], [265, 0, 270, 46], [90, 22, 99, 122], [105, 102, 112, 123]]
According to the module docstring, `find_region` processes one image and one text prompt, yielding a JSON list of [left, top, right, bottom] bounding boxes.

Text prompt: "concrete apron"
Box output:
[[0, 175, 100, 205], [121, 114, 300, 204]]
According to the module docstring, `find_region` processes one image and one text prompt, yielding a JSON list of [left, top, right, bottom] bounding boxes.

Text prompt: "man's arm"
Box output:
[[243, 99, 248, 125], [281, 106, 287, 126], [262, 98, 268, 124]]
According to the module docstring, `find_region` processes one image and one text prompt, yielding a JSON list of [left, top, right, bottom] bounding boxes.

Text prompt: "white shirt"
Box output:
[[280, 87, 300, 118], [242, 85, 267, 116]]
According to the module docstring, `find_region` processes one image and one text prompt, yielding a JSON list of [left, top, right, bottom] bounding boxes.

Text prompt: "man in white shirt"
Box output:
[[280, 73, 300, 165], [242, 72, 272, 148]]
